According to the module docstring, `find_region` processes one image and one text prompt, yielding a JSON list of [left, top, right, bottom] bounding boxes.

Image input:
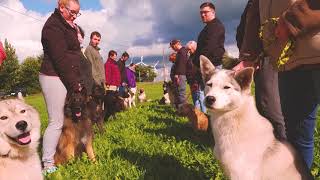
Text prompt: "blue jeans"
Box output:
[[191, 89, 206, 113], [279, 68, 320, 169]]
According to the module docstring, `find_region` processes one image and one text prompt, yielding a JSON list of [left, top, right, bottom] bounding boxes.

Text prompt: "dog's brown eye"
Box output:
[[224, 86, 231, 89], [20, 109, 26, 113], [0, 116, 8, 120], [206, 83, 212, 87]]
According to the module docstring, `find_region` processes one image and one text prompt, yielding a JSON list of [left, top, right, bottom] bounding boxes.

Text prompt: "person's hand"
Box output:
[[232, 60, 258, 72], [174, 75, 180, 85], [191, 83, 199, 92], [73, 83, 82, 92], [122, 82, 127, 86], [275, 17, 291, 41]]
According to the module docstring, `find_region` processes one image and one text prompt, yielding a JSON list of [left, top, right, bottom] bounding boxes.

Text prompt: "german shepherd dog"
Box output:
[[104, 90, 125, 120], [200, 55, 312, 179], [88, 83, 106, 132], [54, 89, 95, 165]]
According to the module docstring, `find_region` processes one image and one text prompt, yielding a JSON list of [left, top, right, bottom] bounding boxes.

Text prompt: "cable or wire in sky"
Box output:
[[0, 4, 44, 22]]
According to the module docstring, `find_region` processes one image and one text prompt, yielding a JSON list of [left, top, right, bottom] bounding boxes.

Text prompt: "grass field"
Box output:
[[25, 82, 320, 180]]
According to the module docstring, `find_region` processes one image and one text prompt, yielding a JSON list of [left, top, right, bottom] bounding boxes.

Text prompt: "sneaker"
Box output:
[[42, 166, 58, 176]]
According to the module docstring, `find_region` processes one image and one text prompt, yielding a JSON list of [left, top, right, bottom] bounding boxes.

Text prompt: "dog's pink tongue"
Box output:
[[76, 112, 81, 117], [18, 133, 31, 144]]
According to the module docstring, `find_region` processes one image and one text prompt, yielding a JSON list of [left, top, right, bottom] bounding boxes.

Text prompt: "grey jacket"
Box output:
[[84, 44, 105, 84]]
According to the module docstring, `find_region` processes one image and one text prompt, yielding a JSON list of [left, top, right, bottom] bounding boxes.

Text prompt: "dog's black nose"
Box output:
[[16, 120, 28, 131], [205, 96, 216, 106]]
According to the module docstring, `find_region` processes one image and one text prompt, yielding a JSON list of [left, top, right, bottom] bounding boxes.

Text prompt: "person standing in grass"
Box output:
[[105, 50, 121, 91], [85, 31, 105, 85], [169, 39, 188, 110], [193, 2, 225, 69], [185, 41, 206, 113], [117, 52, 130, 97], [40, 0, 92, 174]]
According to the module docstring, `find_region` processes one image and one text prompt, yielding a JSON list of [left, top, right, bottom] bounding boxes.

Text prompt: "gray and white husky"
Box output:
[[199, 55, 312, 180]]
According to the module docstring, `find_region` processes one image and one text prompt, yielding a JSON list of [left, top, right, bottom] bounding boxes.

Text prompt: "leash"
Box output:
[[259, 17, 295, 70]]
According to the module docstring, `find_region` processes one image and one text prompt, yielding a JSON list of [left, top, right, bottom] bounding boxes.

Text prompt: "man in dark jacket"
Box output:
[[117, 52, 129, 97], [170, 39, 188, 110], [193, 2, 225, 68]]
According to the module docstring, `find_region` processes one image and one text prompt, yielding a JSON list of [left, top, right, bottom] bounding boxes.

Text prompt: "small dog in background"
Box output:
[[159, 81, 171, 105], [0, 98, 42, 180], [54, 89, 95, 165], [179, 103, 208, 131], [138, 88, 147, 103], [200, 55, 312, 179]]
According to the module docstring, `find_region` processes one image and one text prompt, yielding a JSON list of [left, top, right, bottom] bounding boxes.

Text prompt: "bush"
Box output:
[[135, 65, 157, 82]]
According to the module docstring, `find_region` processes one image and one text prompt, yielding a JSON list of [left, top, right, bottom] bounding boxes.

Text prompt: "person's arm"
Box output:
[[105, 61, 111, 85], [42, 25, 81, 90], [283, 0, 320, 36]]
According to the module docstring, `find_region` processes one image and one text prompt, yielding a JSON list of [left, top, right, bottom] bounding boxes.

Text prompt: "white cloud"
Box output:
[[0, 0, 245, 63]]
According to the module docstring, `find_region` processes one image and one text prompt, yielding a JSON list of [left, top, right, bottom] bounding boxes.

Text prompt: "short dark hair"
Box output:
[[90, 31, 101, 39], [169, 39, 181, 47], [122, 51, 129, 58], [200, 2, 215, 10], [108, 50, 117, 57]]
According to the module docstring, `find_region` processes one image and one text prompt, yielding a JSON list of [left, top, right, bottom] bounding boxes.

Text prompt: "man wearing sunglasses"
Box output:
[[193, 2, 225, 69]]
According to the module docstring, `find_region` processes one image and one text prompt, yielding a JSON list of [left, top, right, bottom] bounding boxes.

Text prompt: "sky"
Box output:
[[0, 0, 248, 63]]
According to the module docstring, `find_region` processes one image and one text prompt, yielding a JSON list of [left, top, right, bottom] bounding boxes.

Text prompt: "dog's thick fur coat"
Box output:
[[179, 103, 208, 131], [200, 55, 312, 180], [0, 98, 42, 180], [54, 90, 95, 165]]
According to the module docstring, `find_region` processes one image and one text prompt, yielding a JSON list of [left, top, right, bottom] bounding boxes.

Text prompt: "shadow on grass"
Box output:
[[144, 115, 214, 149], [113, 148, 213, 180]]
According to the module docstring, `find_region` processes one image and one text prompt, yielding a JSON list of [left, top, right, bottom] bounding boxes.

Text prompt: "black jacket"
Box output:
[[40, 9, 93, 93], [174, 47, 188, 75], [193, 18, 225, 67]]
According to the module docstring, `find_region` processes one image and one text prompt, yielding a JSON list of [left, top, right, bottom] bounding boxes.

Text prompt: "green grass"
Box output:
[[24, 82, 320, 180]]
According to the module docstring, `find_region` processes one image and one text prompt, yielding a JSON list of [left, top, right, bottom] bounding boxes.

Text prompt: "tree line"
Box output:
[[0, 40, 157, 95]]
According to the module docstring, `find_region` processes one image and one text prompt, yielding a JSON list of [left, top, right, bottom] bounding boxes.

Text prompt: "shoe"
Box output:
[[42, 166, 58, 176]]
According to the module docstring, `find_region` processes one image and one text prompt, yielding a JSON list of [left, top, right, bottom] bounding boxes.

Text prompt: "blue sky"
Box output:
[[1, 0, 248, 63], [20, 0, 103, 14]]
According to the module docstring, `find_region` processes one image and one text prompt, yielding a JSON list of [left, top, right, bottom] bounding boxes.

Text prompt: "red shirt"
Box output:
[[0, 41, 6, 66], [104, 58, 121, 86]]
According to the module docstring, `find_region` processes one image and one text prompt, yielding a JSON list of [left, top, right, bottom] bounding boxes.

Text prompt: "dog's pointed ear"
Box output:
[[200, 55, 215, 82], [234, 67, 254, 93]]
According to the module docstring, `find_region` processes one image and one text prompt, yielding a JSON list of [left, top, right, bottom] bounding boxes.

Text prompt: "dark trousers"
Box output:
[[174, 75, 187, 107], [279, 68, 320, 169], [254, 58, 286, 139]]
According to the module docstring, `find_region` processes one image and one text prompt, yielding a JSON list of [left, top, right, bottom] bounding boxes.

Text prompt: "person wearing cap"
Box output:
[[169, 39, 188, 110], [185, 41, 206, 113], [193, 2, 225, 68]]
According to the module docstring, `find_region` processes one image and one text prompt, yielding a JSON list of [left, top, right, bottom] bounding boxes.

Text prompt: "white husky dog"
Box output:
[[0, 98, 42, 180], [199, 55, 312, 180]]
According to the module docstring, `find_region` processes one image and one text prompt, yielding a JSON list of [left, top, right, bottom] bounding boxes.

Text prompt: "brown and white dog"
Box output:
[[179, 103, 208, 131], [200, 55, 312, 179], [138, 88, 147, 103], [0, 98, 42, 180], [54, 89, 95, 165]]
